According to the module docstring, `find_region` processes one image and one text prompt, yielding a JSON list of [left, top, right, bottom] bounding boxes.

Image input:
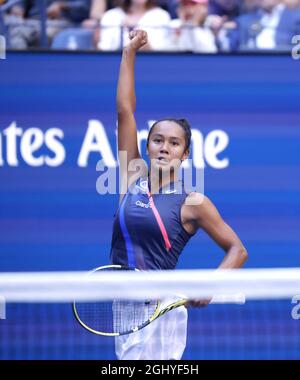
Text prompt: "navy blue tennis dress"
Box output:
[[110, 175, 194, 360], [109, 175, 195, 270], [110, 177, 192, 360]]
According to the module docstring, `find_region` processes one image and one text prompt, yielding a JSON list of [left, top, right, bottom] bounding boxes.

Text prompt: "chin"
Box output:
[[151, 163, 179, 175]]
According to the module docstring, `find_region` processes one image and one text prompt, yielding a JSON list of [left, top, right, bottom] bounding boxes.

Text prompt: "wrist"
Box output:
[[123, 46, 137, 55]]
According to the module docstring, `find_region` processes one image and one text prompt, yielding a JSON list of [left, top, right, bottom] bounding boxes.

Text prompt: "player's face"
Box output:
[[147, 121, 189, 173]]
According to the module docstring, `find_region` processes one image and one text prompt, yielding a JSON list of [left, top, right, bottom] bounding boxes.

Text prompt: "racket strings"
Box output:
[[113, 300, 158, 333], [75, 299, 158, 335], [73, 266, 160, 335]]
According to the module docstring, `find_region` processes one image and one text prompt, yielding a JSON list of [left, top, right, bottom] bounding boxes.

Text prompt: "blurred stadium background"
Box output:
[[0, 0, 300, 360]]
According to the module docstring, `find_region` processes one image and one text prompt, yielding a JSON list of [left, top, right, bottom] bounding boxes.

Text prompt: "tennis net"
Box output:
[[1, 268, 300, 359]]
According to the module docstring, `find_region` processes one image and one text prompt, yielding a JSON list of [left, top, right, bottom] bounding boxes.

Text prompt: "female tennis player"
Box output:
[[111, 29, 248, 360]]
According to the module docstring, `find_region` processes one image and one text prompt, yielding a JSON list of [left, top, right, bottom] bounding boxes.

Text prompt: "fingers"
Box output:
[[185, 299, 211, 308], [129, 29, 148, 43]]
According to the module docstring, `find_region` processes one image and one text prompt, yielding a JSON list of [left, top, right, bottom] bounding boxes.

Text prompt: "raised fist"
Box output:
[[126, 30, 148, 51]]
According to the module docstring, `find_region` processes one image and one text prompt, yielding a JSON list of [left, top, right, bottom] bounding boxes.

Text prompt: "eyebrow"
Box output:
[[152, 133, 181, 141]]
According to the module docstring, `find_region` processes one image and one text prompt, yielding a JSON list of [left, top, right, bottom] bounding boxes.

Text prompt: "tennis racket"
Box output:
[[73, 265, 245, 336]]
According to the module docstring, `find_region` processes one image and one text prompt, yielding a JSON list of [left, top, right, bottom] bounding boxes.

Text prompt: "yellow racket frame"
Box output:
[[72, 265, 162, 336]]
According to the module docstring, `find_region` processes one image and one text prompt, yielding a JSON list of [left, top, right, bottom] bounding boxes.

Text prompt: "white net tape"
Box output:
[[1, 268, 300, 302]]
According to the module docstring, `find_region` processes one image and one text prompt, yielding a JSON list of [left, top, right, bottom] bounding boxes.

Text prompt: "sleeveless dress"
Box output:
[[109, 175, 195, 360], [110, 175, 195, 269]]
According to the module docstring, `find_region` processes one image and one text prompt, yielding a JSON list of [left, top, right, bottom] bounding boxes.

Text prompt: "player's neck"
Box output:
[[148, 170, 178, 194]]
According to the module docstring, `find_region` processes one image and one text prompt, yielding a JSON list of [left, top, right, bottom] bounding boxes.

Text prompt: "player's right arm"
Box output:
[[117, 30, 148, 203]]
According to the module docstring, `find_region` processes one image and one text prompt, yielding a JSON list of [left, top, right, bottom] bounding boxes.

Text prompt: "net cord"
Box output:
[[1, 268, 300, 302]]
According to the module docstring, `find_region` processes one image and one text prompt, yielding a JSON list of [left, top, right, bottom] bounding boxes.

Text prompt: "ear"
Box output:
[[181, 149, 189, 162]]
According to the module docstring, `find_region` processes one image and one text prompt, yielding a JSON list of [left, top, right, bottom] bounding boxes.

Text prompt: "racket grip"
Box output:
[[210, 293, 246, 304]]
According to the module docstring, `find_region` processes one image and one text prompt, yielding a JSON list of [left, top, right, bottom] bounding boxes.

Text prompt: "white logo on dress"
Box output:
[[134, 180, 149, 193], [165, 189, 177, 194], [135, 200, 150, 208], [140, 180, 148, 190]]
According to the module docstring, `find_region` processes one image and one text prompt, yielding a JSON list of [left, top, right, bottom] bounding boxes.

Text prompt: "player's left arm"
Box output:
[[185, 193, 248, 307], [190, 193, 248, 268]]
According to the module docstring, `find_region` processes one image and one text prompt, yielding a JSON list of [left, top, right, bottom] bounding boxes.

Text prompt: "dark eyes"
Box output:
[[153, 139, 179, 146]]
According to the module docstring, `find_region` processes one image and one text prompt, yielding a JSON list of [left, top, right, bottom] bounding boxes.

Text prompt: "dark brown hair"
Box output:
[[116, 0, 157, 12]]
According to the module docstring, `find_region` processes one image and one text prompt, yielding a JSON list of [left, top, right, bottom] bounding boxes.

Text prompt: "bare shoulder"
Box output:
[[181, 192, 223, 234], [182, 193, 217, 221], [184, 192, 211, 209]]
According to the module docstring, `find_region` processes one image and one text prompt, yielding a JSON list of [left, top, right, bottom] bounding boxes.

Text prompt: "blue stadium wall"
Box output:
[[0, 52, 300, 359]]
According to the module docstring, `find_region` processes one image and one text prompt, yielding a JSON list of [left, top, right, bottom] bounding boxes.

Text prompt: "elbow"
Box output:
[[238, 246, 248, 266], [117, 100, 135, 114], [117, 105, 134, 115]]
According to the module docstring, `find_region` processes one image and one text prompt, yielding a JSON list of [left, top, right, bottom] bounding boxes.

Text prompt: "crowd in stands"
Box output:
[[0, 0, 300, 52]]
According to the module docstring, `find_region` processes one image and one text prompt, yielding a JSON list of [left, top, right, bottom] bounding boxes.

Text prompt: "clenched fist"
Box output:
[[126, 30, 148, 51]]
